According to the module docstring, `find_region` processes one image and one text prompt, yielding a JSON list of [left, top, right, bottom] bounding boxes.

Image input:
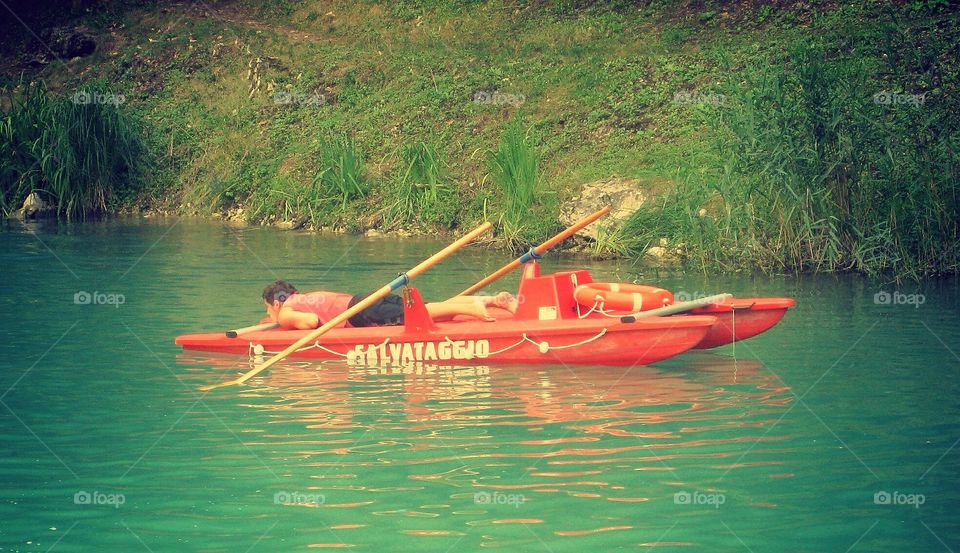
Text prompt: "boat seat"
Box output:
[[514, 263, 593, 321]]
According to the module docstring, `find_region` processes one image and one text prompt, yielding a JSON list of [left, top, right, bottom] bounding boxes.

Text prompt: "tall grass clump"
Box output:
[[246, 135, 366, 226], [314, 133, 365, 209], [1, 81, 148, 217], [489, 118, 539, 227], [629, 29, 959, 276], [386, 141, 455, 227], [246, 174, 319, 224]]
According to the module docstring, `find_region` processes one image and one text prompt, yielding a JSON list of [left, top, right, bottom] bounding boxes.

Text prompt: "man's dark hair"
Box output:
[[262, 280, 298, 304]]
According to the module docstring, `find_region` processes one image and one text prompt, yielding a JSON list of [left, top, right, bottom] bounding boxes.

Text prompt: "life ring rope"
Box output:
[[573, 283, 673, 313]]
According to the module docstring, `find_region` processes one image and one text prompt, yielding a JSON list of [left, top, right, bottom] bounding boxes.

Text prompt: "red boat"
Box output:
[[175, 264, 794, 366]]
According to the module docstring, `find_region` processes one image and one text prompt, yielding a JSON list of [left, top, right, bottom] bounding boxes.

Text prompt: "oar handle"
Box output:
[[226, 322, 279, 338], [632, 294, 732, 318], [199, 222, 492, 391], [456, 206, 610, 296]]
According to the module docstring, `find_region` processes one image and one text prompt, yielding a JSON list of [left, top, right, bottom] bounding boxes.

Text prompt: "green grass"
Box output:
[[489, 118, 540, 224], [315, 133, 366, 209], [0, 81, 148, 217], [5, 0, 958, 275], [243, 133, 365, 225], [623, 24, 960, 276], [386, 141, 456, 228]]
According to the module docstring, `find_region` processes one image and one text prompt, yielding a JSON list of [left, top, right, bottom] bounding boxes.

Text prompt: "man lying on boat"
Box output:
[[262, 280, 518, 330]]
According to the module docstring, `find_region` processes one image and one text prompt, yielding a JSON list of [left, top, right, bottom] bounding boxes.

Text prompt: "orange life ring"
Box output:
[[573, 283, 674, 312]]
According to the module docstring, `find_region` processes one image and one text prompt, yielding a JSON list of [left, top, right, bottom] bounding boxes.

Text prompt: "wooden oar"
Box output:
[[199, 222, 493, 391], [456, 206, 610, 297], [631, 293, 733, 319], [226, 322, 279, 338]]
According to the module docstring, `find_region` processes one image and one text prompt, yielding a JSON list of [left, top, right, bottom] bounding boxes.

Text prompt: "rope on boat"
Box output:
[[570, 273, 656, 319], [576, 297, 646, 319], [731, 306, 736, 357], [246, 326, 611, 362], [249, 337, 391, 359], [443, 328, 608, 358], [570, 276, 646, 318]]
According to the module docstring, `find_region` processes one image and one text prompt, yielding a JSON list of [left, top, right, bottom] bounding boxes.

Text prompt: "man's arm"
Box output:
[[277, 307, 319, 330]]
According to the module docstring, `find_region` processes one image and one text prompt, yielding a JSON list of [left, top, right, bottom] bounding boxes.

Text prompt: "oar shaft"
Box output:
[[226, 322, 279, 338], [457, 206, 610, 296], [219, 222, 492, 388], [633, 293, 732, 318]]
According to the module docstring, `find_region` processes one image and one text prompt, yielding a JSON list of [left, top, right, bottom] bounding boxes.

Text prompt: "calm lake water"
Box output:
[[1, 217, 958, 552]]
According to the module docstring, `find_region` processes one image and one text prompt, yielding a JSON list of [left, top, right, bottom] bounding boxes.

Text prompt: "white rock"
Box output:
[[22, 192, 45, 210], [558, 176, 652, 240], [18, 192, 51, 218], [645, 246, 667, 259]]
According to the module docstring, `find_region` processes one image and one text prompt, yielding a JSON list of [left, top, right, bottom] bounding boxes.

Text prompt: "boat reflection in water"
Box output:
[[177, 353, 795, 547], [178, 351, 791, 433]]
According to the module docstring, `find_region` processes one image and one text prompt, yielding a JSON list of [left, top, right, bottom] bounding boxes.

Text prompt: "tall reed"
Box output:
[[489, 118, 539, 225], [387, 141, 453, 226], [314, 133, 365, 209], [627, 33, 959, 276], [1, 81, 147, 217]]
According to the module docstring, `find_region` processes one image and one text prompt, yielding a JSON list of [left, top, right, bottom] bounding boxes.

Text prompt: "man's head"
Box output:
[[262, 280, 298, 322]]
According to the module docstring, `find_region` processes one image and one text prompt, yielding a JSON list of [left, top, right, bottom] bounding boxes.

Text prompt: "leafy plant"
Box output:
[[591, 223, 641, 258], [756, 5, 773, 23], [313, 133, 365, 208], [387, 141, 454, 226], [488, 118, 539, 225], [636, 35, 960, 276], [0, 81, 148, 217]]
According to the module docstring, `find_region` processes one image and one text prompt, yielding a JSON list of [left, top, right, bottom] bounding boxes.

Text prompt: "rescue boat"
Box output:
[[175, 264, 794, 366]]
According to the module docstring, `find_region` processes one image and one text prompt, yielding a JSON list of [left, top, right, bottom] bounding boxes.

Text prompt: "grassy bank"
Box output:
[[1, 0, 957, 275], [627, 9, 960, 277]]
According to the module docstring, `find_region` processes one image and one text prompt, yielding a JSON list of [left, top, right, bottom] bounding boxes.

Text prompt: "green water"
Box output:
[[1, 217, 958, 552]]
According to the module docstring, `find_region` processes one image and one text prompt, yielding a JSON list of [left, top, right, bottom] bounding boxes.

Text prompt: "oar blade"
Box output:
[[198, 379, 242, 392]]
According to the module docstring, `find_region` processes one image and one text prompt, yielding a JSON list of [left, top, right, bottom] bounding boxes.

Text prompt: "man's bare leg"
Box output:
[[419, 292, 520, 322], [425, 301, 494, 322], [443, 293, 517, 311]]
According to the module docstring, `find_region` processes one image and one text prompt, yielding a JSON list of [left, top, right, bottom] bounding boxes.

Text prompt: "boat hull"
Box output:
[[175, 315, 718, 367], [688, 297, 797, 349]]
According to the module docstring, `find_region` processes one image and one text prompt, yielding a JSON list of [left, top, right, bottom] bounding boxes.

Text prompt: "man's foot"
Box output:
[[465, 301, 496, 322], [493, 291, 519, 314]]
